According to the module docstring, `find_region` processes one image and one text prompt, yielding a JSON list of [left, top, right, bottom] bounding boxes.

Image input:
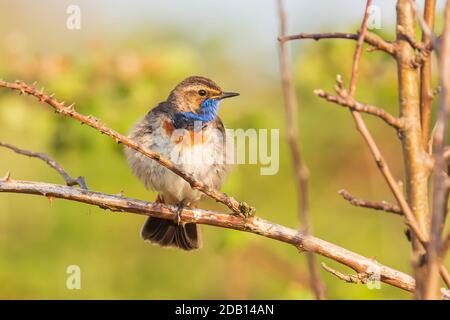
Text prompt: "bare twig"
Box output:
[[348, 1, 371, 96], [314, 89, 403, 130], [321, 263, 361, 284], [0, 141, 87, 189], [279, 31, 396, 56], [425, 0, 450, 299], [0, 80, 254, 216], [0, 177, 417, 292], [338, 189, 402, 215], [276, 0, 325, 300]]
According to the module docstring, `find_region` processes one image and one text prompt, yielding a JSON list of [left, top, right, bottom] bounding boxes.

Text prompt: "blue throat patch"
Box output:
[[174, 99, 220, 129]]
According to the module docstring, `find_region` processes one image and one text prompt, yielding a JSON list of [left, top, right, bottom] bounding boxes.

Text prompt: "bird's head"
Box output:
[[168, 76, 239, 124]]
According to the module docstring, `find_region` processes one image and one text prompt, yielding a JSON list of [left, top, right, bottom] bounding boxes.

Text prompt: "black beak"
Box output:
[[218, 91, 240, 100]]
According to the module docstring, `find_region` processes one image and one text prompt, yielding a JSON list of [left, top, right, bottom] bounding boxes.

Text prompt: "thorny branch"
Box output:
[[0, 177, 417, 292], [0, 79, 254, 217]]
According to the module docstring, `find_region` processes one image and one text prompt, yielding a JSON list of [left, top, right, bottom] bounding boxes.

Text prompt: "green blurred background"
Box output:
[[0, 0, 448, 299]]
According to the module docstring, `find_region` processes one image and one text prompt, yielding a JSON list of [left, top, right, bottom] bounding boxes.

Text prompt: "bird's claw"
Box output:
[[176, 202, 184, 225], [232, 212, 249, 219], [232, 202, 256, 219]]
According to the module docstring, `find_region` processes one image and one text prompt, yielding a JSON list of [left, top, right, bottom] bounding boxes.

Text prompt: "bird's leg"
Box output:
[[175, 200, 188, 225]]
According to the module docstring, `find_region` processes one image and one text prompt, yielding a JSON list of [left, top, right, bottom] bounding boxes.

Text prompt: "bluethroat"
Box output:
[[125, 76, 239, 250]]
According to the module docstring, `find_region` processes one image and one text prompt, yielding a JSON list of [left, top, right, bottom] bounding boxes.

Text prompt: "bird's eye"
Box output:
[[198, 89, 207, 96]]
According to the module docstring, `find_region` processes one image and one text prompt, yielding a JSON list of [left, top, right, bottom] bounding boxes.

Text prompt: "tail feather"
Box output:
[[140, 195, 201, 250]]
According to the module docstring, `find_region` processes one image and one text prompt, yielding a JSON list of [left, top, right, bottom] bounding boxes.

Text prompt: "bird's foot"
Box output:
[[232, 202, 256, 219], [175, 202, 185, 225]]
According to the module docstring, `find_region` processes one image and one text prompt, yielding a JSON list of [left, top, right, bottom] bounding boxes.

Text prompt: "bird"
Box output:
[[125, 76, 239, 250]]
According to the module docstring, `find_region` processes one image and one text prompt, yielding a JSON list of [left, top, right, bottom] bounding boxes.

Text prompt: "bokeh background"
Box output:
[[0, 0, 448, 299]]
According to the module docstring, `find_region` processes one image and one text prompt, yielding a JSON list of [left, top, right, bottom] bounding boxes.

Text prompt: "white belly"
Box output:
[[126, 125, 229, 204]]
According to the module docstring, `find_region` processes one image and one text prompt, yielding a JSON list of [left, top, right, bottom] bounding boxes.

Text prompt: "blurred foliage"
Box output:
[[0, 17, 448, 299]]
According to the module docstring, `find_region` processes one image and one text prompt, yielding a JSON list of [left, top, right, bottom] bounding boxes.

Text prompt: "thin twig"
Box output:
[[276, 0, 325, 300], [314, 89, 403, 130], [0, 80, 254, 216], [348, 0, 371, 96], [321, 263, 361, 284], [279, 31, 396, 56], [0, 141, 87, 189], [0, 177, 417, 292], [338, 189, 402, 215]]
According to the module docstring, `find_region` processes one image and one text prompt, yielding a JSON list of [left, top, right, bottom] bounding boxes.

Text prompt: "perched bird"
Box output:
[[125, 76, 238, 250]]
